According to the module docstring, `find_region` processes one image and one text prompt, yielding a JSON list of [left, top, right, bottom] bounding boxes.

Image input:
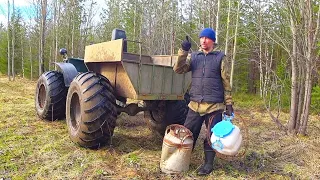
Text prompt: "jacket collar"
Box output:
[[196, 47, 220, 55]]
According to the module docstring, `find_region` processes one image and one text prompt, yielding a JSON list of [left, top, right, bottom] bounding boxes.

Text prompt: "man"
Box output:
[[173, 28, 233, 176]]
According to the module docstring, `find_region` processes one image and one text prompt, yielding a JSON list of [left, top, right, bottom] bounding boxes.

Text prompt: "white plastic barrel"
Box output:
[[210, 115, 242, 156], [160, 124, 193, 174]]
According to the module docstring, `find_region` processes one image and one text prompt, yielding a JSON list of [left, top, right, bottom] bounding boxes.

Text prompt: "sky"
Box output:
[[0, 0, 34, 26], [0, 0, 105, 26]]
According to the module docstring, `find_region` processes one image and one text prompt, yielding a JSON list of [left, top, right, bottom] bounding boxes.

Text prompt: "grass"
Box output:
[[0, 76, 320, 179]]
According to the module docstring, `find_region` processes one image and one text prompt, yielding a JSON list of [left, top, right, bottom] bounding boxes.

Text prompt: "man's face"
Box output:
[[200, 37, 214, 51]]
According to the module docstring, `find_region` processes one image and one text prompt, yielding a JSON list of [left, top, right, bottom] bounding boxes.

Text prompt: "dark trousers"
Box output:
[[184, 109, 222, 151]]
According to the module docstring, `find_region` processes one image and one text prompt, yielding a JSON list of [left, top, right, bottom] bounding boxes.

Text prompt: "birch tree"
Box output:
[[21, 27, 24, 78], [39, 0, 47, 75], [11, 0, 15, 80], [296, 0, 320, 135], [264, 0, 320, 135], [230, 1, 240, 88], [259, 4, 264, 98], [224, 0, 231, 56], [215, 0, 220, 44], [7, 0, 11, 81]]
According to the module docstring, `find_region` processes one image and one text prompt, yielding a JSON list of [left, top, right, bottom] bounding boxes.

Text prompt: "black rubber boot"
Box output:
[[197, 150, 215, 176]]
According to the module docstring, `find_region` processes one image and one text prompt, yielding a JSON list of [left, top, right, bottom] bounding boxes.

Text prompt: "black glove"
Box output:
[[181, 36, 191, 51], [225, 105, 234, 116]]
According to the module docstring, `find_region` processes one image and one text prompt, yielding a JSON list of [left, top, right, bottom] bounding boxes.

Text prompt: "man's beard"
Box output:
[[201, 45, 213, 51]]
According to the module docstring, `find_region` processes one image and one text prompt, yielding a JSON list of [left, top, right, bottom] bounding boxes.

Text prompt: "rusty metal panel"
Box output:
[[116, 64, 137, 99], [100, 63, 117, 87], [87, 62, 137, 99], [86, 62, 117, 87], [121, 62, 139, 94], [84, 39, 123, 63]]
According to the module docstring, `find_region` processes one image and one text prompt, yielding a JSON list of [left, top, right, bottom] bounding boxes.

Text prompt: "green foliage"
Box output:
[[276, 59, 287, 80], [99, 0, 124, 41], [233, 93, 264, 110], [233, 56, 250, 93], [311, 86, 320, 115], [0, 29, 7, 74], [10, 10, 26, 75], [283, 163, 298, 175], [125, 153, 141, 167]]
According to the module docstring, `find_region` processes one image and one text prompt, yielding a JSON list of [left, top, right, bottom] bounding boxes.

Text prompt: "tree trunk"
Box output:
[[7, 0, 11, 81], [299, 0, 319, 135], [161, 0, 165, 55], [170, 0, 174, 55], [139, 1, 143, 48], [133, 0, 137, 52], [55, 0, 60, 70], [288, 12, 298, 133], [230, 1, 240, 88], [11, 0, 15, 81], [258, 2, 263, 98], [82, 0, 94, 56], [21, 35, 24, 78], [29, 38, 32, 80], [50, 0, 56, 71], [224, 0, 231, 56], [263, 35, 273, 97], [39, 0, 47, 75], [296, 62, 305, 133], [299, 63, 312, 135], [215, 0, 220, 44], [71, 0, 75, 57]]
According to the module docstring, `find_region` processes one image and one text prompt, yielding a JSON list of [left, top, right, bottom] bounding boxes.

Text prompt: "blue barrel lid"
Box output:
[[211, 120, 235, 138]]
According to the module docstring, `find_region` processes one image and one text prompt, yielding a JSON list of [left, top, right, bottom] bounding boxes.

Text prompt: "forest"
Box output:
[[0, 0, 320, 179], [0, 0, 320, 141]]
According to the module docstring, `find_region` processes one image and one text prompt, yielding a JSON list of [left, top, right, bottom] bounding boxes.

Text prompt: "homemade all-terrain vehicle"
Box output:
[[35, 29, 191, 148]]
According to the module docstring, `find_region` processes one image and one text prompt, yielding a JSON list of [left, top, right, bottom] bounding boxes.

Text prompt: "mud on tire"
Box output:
[[145, 100, 188, 135], [35, 71, 67, 120], [66, 72, 117, 148]]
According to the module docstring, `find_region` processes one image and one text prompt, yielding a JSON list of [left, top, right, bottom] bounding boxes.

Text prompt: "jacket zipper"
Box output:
[[202, 54, 206, 101]]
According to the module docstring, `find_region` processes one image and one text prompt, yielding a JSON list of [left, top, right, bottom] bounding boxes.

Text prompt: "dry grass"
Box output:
[[0, 76, 319, 179]]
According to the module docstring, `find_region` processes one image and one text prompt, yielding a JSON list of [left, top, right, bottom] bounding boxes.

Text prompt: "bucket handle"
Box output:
[[223, 113, 235, 122], [174, 125, 193, 142], [180, 133, 193, 144], [165, 124, 193, 144]]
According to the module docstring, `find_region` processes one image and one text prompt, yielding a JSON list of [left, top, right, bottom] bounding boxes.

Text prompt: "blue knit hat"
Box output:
[[199, 28, 216, 41]]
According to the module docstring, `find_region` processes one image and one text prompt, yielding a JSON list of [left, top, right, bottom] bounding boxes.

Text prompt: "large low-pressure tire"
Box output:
[[35, 71, 67, 120], [145, 100, 189, 135], [66, 72, 117, 148]]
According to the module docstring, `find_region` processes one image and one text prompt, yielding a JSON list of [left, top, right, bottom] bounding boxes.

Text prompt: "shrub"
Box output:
[[311, 86, 320, 115]]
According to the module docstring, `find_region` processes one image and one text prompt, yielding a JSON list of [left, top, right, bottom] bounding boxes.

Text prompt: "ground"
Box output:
[[0, 76, 319, 179]]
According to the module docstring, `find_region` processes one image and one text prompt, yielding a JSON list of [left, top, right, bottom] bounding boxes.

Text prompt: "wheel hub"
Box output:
[[38, 84, 46, 108], [70, 92, 81, 131]]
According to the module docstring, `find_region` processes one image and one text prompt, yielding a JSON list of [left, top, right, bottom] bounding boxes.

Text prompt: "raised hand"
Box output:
[[181, 36, 191, 51]]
